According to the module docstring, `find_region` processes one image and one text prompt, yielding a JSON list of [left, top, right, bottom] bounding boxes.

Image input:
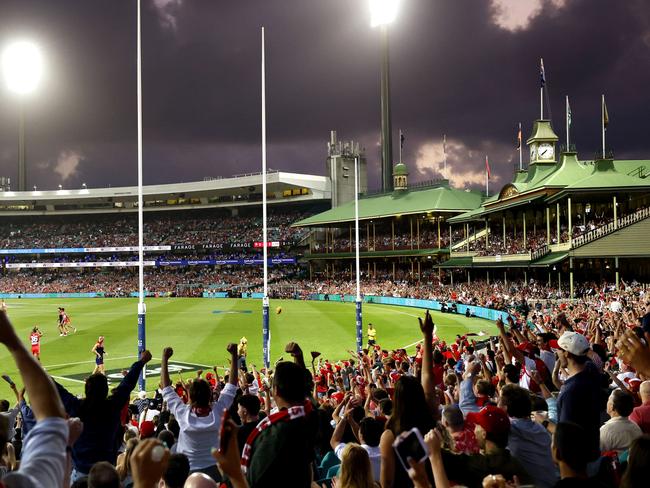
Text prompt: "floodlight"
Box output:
[[370, 0, 400, 27], [2, 41, 43, 95]]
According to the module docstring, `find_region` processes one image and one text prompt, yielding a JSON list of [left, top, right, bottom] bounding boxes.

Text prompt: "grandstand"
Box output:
[[295, 119, 650, 293]]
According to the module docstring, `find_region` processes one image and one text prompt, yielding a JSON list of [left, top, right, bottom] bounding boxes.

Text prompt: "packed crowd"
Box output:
[[2, 281, 650, 487], [0, 211, 310, 250], [313, 231, 452, 254]]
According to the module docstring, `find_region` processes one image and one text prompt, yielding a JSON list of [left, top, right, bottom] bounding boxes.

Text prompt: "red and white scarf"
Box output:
[[240, 400, 313, 472]]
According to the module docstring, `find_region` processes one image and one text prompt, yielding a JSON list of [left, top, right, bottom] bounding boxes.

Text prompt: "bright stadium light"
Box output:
[[2, 41, 43, 95], [370, 0, 400, 27]]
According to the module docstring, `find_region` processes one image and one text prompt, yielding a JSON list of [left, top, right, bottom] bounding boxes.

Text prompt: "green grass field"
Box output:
[[0, 298, 497, 399]]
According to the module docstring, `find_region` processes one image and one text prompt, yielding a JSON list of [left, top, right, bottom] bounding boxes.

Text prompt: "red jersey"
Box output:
[[30, 332, 41, 346]]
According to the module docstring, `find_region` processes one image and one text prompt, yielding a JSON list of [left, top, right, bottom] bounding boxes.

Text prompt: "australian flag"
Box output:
[[540, 58, 546, 88]]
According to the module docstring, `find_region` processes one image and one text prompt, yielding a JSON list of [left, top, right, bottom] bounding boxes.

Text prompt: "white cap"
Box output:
[[558, 331, 590, 356]]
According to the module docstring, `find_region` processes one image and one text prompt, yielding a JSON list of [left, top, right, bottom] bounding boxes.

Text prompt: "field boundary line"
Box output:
[[44, 355, 137, 369], [50, 375, 85, 384]]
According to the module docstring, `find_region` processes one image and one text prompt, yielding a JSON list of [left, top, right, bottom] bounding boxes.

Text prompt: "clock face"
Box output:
[[530, 144, 537, 161], [538, 143, 555, 160]]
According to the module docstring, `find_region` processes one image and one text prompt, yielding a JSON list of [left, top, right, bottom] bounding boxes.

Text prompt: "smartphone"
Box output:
[[392, 427, 428, 472], [219, 409, 232, 453]]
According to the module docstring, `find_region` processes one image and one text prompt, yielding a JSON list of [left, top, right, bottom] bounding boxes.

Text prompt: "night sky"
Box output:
[[0, 0, 649, 191]]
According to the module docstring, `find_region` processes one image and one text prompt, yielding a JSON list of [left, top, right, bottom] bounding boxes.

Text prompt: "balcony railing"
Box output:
[[572, 205, 650, 248]]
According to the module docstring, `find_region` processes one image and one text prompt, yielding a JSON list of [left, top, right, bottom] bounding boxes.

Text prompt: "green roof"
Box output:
[[293, 183, 483, 227], [531, 251, 568, 267], [535, 152, 590, 187], [393, 162, 408, 176], [565, 159, 650, 190], [304, 248, 445, 260], [437, 256, 473, 268], [526, 119, 559, 144]]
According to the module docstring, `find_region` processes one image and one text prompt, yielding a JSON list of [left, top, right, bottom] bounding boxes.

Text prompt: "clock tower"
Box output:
[[526, 119, 559, 164]]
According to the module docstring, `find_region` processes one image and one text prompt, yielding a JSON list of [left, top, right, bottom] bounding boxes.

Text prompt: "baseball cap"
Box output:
[[139, 420, 155, 438], [466, 405, 510, 435], [557, 331, 590, 356]]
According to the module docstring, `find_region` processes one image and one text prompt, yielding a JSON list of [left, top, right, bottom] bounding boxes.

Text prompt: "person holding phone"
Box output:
[[379, 311, 437, 488]]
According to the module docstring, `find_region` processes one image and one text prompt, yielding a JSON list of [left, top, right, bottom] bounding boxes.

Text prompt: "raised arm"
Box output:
[[419, 310, 438, 418], [0, 309, 64, 421], [227, 343, 238, 386], [161, 347, 173, 388]]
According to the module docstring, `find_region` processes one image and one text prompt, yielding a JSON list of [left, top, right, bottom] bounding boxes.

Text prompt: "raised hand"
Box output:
[[162, 347, 174, 360], [285, 342, 303, 357], [129, 438, 170, 488], [617, 330, 650, 377], [140, 350, 153, 363], [418, 310, 435, 336], [226, 343, 238, 356]]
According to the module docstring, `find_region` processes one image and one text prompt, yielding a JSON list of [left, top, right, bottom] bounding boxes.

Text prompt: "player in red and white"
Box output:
[[30, 326, 44, 361]]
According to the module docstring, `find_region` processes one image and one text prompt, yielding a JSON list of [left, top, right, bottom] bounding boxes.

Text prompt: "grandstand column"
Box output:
[[436, 217, 440, 249], [449, 224, 452, 252], [392, 262, 395, 280], [558, 271, 561, 294], [569, 257, 574, 299], [349, 224, 352, 252], [524, 270, 527, 283], [411, 260, 414, 277], [502, 215, 506, 243], [417, 217, 421, 249], [391, 220, 395, 250], [450, 271, 454, 287], [513, 213, 517, 239], [486, 270, 489, 284], [567, 197, 573, 246], [546, 207, 551, 245], [504, 270, 507, 286], [523, 211, 527, 248], [467, 269, 470, 285], [366, 223, 370, 251], [465, 223, 469, 252], [418, 261, 421, 280], [309, 262, 313, 280], [372, 222, 376, 249], [373, 262, 376, 278], [556, 203, 561, 243], [485, 219, 488, 246], [548, 271, 551, 287], [410, 217, 413, 249], [613, 196, 618, 228], [615, 256, 620, 290]]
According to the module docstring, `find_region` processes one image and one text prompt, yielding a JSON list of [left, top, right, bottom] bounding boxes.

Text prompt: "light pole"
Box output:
[[2, 41, 43, 192], [370, 0, 399, 193]]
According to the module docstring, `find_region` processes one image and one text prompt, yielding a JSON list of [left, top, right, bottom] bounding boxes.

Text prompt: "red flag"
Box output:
[[485, 155, 491, 179]]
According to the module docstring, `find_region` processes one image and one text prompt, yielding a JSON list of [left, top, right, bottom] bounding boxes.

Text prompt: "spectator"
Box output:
[[0, 306, 69, 487], [236, 394, 262, 454], [87, 461, 120, 488], [160, 344, 238, 481], [499, 384, 558, 488], [337, 443, 376, 488], [161, 453, 191, 488], [331, 412, 382, 481], [243, 343, 317, 488], [551, 422, 607, 488], [620, 434, 650, 488], [630, 380, 650, 433], [55, 350, 153, 481], [554, 331, 602, 462], [440, 405, 479, 455], [600, 389, 642, 452]]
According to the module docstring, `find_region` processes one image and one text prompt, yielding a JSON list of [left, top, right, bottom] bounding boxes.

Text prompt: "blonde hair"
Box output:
[[338, 443, 375, 488]]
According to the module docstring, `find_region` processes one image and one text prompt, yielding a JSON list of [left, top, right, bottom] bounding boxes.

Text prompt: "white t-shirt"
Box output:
[[162, 383, 237, 470]]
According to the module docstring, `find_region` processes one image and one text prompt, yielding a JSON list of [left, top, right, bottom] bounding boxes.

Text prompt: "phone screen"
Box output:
[[393, 428, 427, 471]]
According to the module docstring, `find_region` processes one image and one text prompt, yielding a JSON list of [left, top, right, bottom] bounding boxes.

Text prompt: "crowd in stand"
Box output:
[[2, 279, 650, 487], [313, 230, 452, 254], [0, 211, 310, 250]]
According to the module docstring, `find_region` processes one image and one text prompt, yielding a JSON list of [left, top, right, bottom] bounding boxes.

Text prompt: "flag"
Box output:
[[443, 134, 447, 156], [400, 132, 405, 149], [485, 155, 491, 179], [567, 98, 572, 127], [603, 97, 609, 129], [516, 123, 522, 149], [540, 58, 546, 88]]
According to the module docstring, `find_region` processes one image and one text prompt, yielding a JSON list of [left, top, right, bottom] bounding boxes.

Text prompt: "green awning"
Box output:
[[471, 260, 530, 268], [531, 251, 568, 267], [305, 248, 445, 260], [437, 256, 473, 268]]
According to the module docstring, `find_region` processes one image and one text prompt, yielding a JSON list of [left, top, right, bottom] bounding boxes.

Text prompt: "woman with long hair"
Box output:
[[379, 312, 437, 488], [115, 437, 138, 487], [337, 443, 376, 488]]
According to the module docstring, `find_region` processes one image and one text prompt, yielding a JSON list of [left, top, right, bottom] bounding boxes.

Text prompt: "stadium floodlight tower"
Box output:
[[354, 153, 363, 353], [261, 27, 271, 370], [136, 0, 146, 391], [2, 40, 44, 192], [370, 0, 400, 193]]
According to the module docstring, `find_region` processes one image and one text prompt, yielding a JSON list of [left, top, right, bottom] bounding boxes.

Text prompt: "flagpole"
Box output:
[[518, 123, 522, 170], [485, 155, 489, 197], [136, 0, 146, 391], [399, 129, 402, 164], [566, 96, 569, 150], [354, 155, 362, 354], [261, 27, 270, 370], [539, 58, 546, 120], [601, 94, 605, 159]]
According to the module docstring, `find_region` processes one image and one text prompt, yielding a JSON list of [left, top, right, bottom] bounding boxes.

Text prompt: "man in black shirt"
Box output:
[[237, 394, 261, 454]]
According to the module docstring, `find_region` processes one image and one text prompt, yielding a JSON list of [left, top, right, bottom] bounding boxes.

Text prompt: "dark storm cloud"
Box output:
[[0, 0, 648, 190]]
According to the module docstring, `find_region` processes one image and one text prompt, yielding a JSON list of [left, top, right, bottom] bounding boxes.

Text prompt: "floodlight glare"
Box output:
[[2, 41, 43, 95], [370, 0, 400, 27]]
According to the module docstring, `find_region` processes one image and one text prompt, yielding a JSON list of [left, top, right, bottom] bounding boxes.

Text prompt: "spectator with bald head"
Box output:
[[630, 380, 650, 434], [183, 472, 218, 488]]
